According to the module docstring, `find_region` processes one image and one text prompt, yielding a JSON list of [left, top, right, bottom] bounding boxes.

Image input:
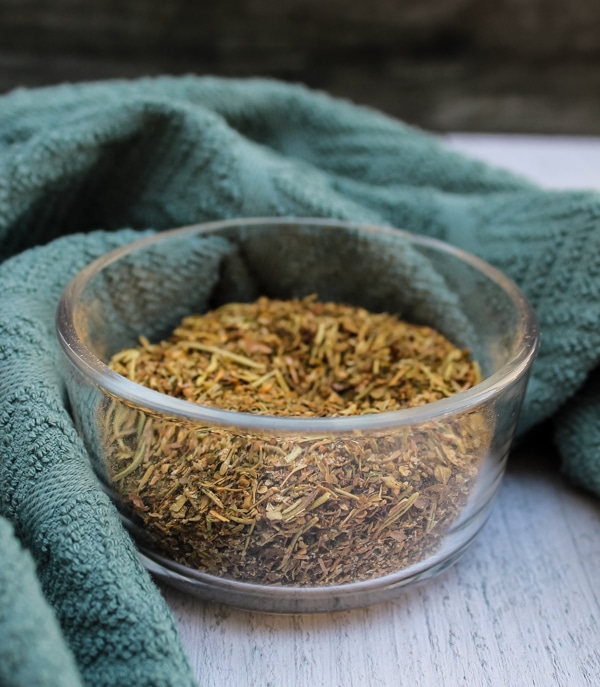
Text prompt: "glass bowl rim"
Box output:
[[56, 217, 539, 433]]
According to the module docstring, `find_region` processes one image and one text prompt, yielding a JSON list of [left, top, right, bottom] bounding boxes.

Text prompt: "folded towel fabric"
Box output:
[[0, 76, 598, 686]]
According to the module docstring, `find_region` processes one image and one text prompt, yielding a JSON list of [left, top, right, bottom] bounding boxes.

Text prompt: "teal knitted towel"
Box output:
[[0, 76, 598, 686]]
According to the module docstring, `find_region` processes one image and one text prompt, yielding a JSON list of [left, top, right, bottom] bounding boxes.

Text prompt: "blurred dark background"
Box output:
[[1, 0, 599, 133]]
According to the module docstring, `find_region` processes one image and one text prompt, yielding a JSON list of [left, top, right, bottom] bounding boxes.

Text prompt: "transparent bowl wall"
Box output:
[[56, 218, 538, 613]]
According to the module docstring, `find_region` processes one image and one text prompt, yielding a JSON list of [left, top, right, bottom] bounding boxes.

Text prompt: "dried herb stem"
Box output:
[[105, 296, 490, 586]]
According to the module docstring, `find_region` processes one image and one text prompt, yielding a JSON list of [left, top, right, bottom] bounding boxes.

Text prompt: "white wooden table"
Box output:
[[159, 136, 600, 687]]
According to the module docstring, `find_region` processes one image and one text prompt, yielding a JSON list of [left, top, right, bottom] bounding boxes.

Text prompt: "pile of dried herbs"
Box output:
[[106, 296, 489, 586]]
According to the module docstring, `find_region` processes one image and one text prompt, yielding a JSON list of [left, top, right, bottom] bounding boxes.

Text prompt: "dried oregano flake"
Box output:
[[106, 296, 489, 586]]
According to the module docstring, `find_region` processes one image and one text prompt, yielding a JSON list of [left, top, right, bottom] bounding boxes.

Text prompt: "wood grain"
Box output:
[[1, 0, 600, 133]]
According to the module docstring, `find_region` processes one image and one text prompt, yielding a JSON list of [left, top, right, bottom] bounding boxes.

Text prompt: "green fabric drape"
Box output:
[[0, 77, 598, 686]]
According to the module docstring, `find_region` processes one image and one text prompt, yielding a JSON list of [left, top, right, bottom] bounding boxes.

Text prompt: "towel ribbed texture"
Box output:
[[0, 76, 598, 686]]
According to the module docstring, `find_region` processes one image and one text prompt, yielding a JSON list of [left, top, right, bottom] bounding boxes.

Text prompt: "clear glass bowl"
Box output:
[[56, 218, 538, 613]]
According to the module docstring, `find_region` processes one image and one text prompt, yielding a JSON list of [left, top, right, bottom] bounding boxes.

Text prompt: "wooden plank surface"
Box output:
[[446, 134, 600, 191], [159, 137, 600, 686], [1, 1, 600, 134]]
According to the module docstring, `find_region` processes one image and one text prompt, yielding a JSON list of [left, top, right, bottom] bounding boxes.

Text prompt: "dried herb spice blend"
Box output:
[[106, 296, 489, 585]]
